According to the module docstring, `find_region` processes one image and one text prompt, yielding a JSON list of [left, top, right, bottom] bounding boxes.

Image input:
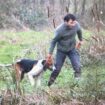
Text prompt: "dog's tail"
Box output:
[[0, 64, 12, 68]]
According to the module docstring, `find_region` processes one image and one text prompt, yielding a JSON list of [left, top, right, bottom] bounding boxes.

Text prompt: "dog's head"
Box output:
[[41, 59, 54, 71]]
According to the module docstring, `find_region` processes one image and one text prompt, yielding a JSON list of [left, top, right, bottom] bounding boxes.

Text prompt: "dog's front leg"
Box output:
[[28, 74, 35, 86], [36, 74, 42, 88]]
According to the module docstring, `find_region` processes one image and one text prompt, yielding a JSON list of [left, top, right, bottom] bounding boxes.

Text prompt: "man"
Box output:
[[47, 14, 83, 87]]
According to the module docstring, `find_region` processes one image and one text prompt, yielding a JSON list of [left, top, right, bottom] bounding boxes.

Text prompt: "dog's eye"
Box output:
[[42, 60, 46, 65]]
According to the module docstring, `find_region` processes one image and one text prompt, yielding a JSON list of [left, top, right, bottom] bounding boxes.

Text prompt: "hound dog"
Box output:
[[14, 59, 55, 86]]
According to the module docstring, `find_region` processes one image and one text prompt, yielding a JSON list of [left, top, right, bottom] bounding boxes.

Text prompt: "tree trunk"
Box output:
[[74, 0, 77, 14], [81, 0, 86, 16]]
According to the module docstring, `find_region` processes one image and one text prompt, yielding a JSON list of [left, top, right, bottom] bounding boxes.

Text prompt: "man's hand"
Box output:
[[76, 41, 83, 49], [46, 54, 53, 65], [47, 54, 52, 59]]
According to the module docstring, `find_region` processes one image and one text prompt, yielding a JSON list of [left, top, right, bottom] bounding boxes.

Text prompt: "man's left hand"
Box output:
[[76, 41, 83, 49]]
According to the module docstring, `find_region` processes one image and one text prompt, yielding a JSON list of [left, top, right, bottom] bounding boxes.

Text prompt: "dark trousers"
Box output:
[[48, 48, 81, 86]]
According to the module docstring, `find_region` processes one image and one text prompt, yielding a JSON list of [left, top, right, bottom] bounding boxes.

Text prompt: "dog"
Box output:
[[14, 59, 55, 86]]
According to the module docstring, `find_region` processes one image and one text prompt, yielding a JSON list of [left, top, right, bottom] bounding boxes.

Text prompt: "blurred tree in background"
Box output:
[[0, 0, 105, 30]]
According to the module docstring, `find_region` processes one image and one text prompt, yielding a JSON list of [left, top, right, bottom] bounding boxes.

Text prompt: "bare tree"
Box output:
[[81, 0, 86, 15]]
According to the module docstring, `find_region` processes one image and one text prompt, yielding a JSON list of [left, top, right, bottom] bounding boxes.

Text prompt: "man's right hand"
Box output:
[[47, 54, 52, 59], [46, 54, 53, 65]]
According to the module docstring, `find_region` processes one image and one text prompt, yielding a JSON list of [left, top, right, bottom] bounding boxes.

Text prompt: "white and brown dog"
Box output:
[[14, 59, 54, 86]]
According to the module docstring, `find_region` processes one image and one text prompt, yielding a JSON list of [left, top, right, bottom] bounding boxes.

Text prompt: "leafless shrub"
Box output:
[[88, 35, 105, 63], [80, 33, 105, 66]]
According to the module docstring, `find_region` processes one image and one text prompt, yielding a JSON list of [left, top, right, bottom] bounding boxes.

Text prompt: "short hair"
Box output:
[[64, 14, 76, 22]]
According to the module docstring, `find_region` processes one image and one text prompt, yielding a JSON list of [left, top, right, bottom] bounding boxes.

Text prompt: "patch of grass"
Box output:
[[0, 30, 105, 105], [0, 30, 52, 63], [83, 29, 93, 39]]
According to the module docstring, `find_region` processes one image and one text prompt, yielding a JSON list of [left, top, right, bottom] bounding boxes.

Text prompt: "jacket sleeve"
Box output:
[[77, 23, 83, 41], [49, 31, 61, 54]]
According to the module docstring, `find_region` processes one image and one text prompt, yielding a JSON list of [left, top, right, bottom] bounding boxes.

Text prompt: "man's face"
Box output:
[[66, 19, 77, 27]]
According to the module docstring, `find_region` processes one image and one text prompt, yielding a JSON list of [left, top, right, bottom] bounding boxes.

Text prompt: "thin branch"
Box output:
[[53, 18, 56, 28], [47, 6, 50, 18]]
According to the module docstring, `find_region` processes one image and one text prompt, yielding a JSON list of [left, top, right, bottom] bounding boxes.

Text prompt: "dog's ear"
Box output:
[[42, 60, 46, 65]]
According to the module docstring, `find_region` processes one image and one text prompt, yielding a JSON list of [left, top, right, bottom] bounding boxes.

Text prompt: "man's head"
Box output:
[[64, 14, 77, 27]]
